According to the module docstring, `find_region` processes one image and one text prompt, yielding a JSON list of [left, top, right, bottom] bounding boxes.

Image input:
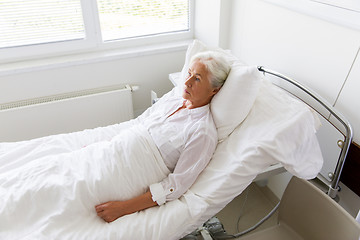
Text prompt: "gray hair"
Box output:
[[190, 51, 231, 89]]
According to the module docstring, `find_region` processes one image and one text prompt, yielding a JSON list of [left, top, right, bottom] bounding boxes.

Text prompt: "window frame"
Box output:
[[262, 0, 360, 31], [0, 0, 194, 64]]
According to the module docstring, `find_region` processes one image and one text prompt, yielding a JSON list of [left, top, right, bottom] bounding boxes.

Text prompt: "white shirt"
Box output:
[[136, 88, 218, 205]]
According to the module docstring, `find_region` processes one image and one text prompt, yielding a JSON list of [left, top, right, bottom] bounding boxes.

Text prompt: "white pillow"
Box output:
[[211, 64, 263, 140], [180, 40, 262, 140]]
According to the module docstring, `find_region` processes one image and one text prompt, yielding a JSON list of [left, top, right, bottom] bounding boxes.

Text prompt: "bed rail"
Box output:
[[257, 66, 353, 198]]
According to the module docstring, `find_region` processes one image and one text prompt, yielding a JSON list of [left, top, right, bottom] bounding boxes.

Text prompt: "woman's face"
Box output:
[[182, 60, 219, 109]]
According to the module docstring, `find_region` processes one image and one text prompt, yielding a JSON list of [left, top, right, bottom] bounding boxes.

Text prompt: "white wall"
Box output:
[[222, 0, 360, 216], [194, 0, 232, 49], [336, 49, 360, 142], [227, 0, 360, 143], [0, 49, 186, 117]]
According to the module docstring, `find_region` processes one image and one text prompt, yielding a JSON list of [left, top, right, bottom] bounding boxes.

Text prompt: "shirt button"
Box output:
[[169, 188, 174, 192]]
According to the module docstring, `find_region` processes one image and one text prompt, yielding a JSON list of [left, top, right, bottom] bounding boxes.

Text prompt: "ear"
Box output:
[[212, 87, 221, 95]]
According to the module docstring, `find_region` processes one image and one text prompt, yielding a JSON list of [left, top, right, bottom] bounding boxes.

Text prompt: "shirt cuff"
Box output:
[[149, 183, 175, 205]]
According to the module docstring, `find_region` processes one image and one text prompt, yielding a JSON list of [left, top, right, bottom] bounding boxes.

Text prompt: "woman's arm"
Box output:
[[95, 191, 157, 223], [150, 127, 217, 205]]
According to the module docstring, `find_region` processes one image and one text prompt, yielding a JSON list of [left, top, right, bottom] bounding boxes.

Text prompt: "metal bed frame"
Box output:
[[258, 66, 353, 199]]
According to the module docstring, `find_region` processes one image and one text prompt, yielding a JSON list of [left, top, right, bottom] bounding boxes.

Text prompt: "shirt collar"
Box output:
[[180, 98, 210, 114]]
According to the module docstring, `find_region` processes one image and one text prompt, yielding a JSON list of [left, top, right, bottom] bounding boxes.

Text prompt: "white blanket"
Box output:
[[0, 124, 170, 239]]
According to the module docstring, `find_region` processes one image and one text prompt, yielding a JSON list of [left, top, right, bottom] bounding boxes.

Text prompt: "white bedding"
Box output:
[[0, 124, 171, 239], [0, 78, 323, 240]]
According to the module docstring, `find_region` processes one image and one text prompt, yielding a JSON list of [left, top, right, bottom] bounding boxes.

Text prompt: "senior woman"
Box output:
[[95, 51, 231, 223]]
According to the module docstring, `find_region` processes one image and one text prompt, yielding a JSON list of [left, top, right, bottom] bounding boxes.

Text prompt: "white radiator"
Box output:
[[0, 85, 135, 142]]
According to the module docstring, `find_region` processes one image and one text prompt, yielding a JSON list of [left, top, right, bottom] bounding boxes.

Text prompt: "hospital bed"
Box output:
[[0, 40, 356, 240], [179, 66, 357, 240]]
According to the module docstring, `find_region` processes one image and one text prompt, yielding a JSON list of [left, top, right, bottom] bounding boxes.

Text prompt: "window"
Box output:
[[0, 0, 192, 63]]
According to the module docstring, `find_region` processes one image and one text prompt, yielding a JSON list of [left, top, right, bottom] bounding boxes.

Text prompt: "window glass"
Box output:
[[0, 0, 85, 48], [97, 0, 189, 41]]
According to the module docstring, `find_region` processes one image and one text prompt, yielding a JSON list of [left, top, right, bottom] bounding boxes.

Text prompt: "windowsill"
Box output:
[[0, 40, 191, 77]]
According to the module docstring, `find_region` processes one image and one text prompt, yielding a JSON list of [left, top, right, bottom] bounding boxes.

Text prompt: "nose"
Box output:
[[185, 74, 194, 87]]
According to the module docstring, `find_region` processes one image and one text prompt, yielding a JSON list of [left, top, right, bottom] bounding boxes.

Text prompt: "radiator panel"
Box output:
[[0, 87, 134, 142]]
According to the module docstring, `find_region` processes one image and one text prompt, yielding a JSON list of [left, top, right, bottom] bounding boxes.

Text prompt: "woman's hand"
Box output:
[[95, 201, 129, 223], [95, 191, 158, 223]]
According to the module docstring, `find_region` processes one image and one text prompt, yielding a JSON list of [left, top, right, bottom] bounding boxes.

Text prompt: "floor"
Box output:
[[214, 182, 279, 237], [181, 182, 280, 240]]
